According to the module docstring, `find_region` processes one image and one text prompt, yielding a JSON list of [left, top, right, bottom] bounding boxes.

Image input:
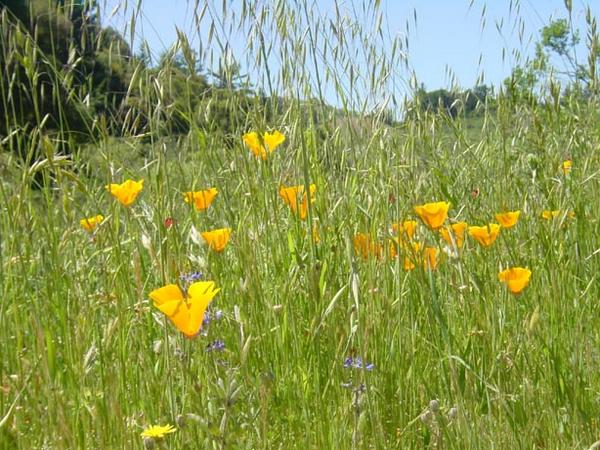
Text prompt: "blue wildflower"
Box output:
[[343, 356, 374, 371], [180, 271, 203, 284], [206, 340, 225, 352], [202, 308, 223, 327]]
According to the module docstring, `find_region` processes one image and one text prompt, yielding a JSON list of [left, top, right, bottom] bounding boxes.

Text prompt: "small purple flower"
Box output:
[[202, 308, 223, 327], [180, 271, 203, 284], [343, 356, 374, 371], [206, 340, 225, 352]]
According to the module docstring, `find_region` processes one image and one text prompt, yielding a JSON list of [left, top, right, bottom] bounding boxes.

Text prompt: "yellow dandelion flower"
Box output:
[[243, 130, 285, 159], [183, 188, 218, 211], [495, 211, 521, 228], [80, 215, 104, 232], [201, 228, 231, 252], [140, 424, 177, 439], [106, 179, 143, 207], [414, 201, 450, 229], [468, 224, 501, 247], [561, 159, 572, 175], [498, 267, 532, 295]]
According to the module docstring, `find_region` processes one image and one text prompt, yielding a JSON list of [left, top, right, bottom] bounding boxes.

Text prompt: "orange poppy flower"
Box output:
[[80, 215, 104, 232], [468, 224, 501, 247], [495, 211, 520, 228], [439, 222, 468, 248], [149, 281, 220, 337], [353, 233, 383, 260], [392, 220, 417, 241], [243, 130, 285, 159], [402, 241, 422, 271], [201, 228, 231, 252], [541, 210, 575, 220], [423, 246, 439, 271], [279, 184, 316, 220], [183, 188, 218, 211], [106, 179, 144, 206], [414, 201, 450, 229], [498, 267, 532, 294]]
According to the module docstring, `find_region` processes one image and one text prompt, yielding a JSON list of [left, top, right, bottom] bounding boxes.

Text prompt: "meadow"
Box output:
[[1, 1, 600, 448]]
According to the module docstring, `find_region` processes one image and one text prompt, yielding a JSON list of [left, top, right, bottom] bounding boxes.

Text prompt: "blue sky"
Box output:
[[101, 0, 599, 97]]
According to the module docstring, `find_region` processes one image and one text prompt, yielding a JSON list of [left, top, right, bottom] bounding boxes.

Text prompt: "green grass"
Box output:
[[1, 1, 600, 449]]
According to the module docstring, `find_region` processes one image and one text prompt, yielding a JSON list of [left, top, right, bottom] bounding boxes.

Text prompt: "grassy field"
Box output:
[[1, 1, 600, 449]]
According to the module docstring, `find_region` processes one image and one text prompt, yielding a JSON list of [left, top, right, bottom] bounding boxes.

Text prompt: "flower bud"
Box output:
[[429, 399, 440, 413], [448, 406, 458, 420]]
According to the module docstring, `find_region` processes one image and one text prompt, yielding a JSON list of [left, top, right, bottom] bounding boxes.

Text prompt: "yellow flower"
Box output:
[[403, 241, 422, 271], [468, 224, 501, 247], [541, 210, 575, 220], [414, 201, 450, 229], [140, 424, 177, 439], [201, 228, 231, 252], [541, 210, 559, 220], [279, 184, 316, 220], [561, 159, 572, 175], [423, 246, 439, 271], [80, 215, 104, 232], [498, 267, 532, 295], [495, 211, 521, 228], [150, 282, 220, 337], [392, 220, 417, 241], [243, 130, 285, 159], [353, 233, 383, 260], [439, 222, 468, 248], [312, 224, 320, 243], [183, 188, 218, 211], [106, 179, 143, 207]]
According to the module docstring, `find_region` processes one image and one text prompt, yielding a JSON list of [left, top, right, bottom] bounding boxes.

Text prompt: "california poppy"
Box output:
[[495, 211, 521, 228], [80, 215, 104, 232], [414, 202, 450, 229], [279, 184, 316, 220], [498, 267, 532, 294], [353, 233, 383, 260], [183, 188, 218, 211], [243, 130, 285, 159], [541, 210, 575, 220], [468, 224, 501, 247], [392, 220, 417, 242], [201, 228, 231, 252], [403, 241, 422, 271], [106, 179, 144, 206], [439, 222, 468, 248], [423, 246, 439, 270], [149, 281, 220, 337]]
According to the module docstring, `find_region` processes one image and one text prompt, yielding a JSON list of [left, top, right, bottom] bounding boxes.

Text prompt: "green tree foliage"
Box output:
[[503, 11, 600, 101], [0, 0, 134, 145], [409, 84, 492, 119]]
